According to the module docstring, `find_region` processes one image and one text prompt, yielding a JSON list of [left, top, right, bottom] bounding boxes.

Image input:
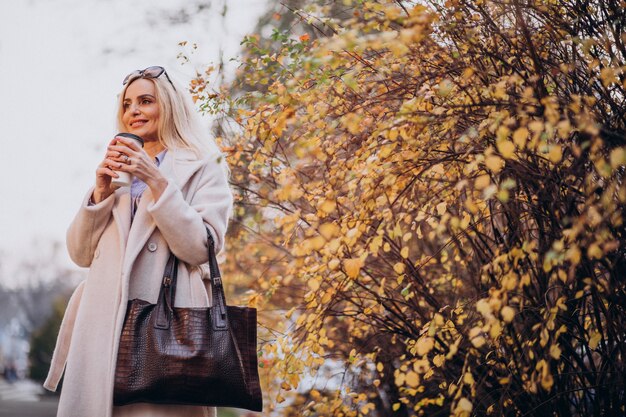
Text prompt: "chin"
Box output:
[[128, 128, 157, 141], [139, 132, 159, 142]]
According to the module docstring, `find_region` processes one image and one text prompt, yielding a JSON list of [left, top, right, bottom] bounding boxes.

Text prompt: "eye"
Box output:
[[122, 102, 130, 109], [141, 98, 153, 105]]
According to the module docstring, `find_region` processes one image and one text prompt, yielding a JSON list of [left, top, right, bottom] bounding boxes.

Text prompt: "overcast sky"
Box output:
[[0, 0, 267, 286]]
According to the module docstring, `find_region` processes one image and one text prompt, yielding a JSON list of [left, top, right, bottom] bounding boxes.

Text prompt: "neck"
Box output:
[[143, 140, 165, 159]]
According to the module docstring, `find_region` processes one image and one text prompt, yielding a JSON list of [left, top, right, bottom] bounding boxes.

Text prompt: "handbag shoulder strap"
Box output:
[[207, 228, 228, 330], [155, 253, 178, 329], [154, 228, 229, 331]]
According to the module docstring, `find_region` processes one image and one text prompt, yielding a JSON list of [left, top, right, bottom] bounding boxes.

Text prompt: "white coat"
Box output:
[[44, 148, 233, 417]]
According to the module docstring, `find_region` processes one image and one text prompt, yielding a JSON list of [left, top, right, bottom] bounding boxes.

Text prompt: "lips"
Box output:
[[130, 119, 148, 128]]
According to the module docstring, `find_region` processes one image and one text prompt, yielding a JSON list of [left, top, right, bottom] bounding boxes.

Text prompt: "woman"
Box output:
[[44, 66, 233, 417]]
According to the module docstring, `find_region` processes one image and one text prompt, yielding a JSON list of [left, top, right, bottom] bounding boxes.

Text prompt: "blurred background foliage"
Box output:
[[193, 0, 626, 416]]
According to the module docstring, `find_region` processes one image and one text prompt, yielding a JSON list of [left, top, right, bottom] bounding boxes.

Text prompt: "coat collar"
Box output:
[[111, 148, 207, 272]]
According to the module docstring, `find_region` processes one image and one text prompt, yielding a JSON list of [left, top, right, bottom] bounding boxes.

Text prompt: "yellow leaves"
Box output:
[[462, 67, 475, 80], [463, 371, 475, 386], [489, 321, 502, 339], [484, 155, 504, 173], [360, 402, 376, 415], [438, 78, 454, 97], [389, 222, 404, 239], [247, 292, 261, 308], [328, 258, 340, 270], [341, 112, 364, 135], [549, 344, 562, 359], [589, 331, 602, 349], [307, 277, 321, 291], [528, 119, 544, 139], [394, 262, 406, 274], [432, 354, 445, 367], [497, 140, 516, 159], [394, 371, 405, 387], [369, 235, 384, 254], [600, 67, 618, 87], [537, 360, 554, 391], [405, 371, 420, 388], [609, 147, 626, 169], [469, 327, 486, 348], [547, 145, 562, 163], [430, 163, 445, 176], [500, 306, 515, 323], [218, 1, 626, 412], [453, 398, 473, 417], [273, 169, 303, 201], [512, 127, 529, 148], [501, 272, 518, 291], [319, 199, 337, 214], [379, 143, 396, 158], [475, 174, 491, 190], [492, 83, 508, 100], [416, 337, 435, 356], [476, 299, 493, 320], [304, 236, 326, 252], [270, 107, 295, 136], [446, 337, 461, 359], [344, 257, 364, 278], [556, 119, 572, 139], [587, 243, 603, 259], [319, 222, 340, 240]]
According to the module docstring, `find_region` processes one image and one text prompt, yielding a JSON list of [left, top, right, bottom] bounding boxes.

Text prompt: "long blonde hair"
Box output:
[[116, 71, 222, 160]]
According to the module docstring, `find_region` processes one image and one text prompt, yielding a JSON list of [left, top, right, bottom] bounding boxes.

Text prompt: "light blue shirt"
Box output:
[[130, 149, 167, 222]]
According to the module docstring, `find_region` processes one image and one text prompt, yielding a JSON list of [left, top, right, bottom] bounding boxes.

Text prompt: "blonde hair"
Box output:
[[116, 72, 222, 160]]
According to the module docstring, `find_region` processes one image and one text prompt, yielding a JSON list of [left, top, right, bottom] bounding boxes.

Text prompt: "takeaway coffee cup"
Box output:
[[111, 133, 144, 187]]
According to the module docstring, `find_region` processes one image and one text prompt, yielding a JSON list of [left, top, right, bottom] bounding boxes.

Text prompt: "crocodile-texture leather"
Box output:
[[113, 229, 262, 412]]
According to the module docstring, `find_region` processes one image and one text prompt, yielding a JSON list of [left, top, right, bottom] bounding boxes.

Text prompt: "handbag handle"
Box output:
[[155, 227, 229, 331]]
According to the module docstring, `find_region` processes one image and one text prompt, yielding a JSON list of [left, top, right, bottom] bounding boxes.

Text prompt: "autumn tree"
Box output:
[[196, 0, 626, 415]]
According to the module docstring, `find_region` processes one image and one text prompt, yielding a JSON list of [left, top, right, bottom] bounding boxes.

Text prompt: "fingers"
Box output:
[[108, 144, 141, 161], [105, 149, 128, 163], [114, 136, 143, 152], [97, 169, 118, 179], [96, 158, 126, 174]]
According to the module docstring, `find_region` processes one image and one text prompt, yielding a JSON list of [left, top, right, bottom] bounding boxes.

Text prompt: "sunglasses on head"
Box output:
[[123, 66, 176, 91]]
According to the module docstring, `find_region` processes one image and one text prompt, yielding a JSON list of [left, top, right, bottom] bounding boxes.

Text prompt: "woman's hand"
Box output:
[[92, 137, 127, 203], [108, 136, 169, 202]]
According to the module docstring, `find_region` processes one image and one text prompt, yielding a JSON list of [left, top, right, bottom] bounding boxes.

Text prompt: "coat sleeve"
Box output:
[[147, 155, 233, 266], [66, 188, 116, 267]]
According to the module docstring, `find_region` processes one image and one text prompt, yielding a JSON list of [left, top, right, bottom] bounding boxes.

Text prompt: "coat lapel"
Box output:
[[121, 149, 206, 273]]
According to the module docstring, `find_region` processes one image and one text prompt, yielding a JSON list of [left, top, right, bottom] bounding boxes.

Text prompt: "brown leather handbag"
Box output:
[[113, 229, 262, 411]]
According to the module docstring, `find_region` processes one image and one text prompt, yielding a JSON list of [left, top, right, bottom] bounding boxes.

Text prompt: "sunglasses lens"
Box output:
[[122, 66, 173, 90], [122, 70, 141, 85], [143, 66, 165, 78]]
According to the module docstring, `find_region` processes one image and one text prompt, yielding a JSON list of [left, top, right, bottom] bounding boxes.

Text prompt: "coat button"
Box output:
[[94, 249, 100, 259], [147, 242, 158, 252]]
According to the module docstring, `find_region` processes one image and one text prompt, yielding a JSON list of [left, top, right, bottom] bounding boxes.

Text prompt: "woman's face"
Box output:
[[122, 78, 160, 141]]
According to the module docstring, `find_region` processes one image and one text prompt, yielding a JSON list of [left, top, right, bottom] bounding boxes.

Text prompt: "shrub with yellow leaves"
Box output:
[[195, 0, 626, 415]]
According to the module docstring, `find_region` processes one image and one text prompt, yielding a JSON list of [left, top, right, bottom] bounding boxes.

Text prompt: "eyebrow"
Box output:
[[123, 94, 156, 102]]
